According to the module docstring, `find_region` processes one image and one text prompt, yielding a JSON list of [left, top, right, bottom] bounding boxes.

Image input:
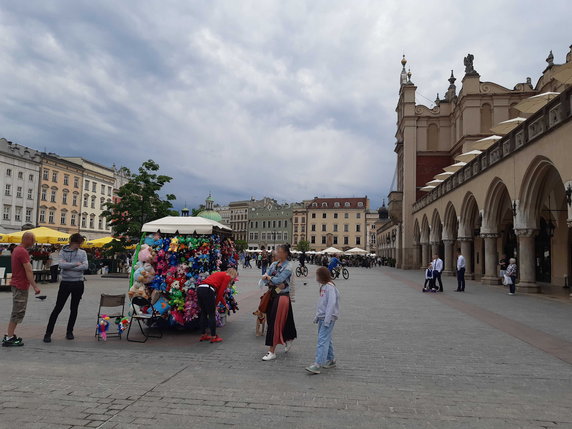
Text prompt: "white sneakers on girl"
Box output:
[[285, 340, 293, 352], [262, 351, 276, 361]]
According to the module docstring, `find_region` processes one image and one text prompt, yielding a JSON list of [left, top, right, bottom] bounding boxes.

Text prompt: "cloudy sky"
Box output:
[[1, 1, 570, 210]]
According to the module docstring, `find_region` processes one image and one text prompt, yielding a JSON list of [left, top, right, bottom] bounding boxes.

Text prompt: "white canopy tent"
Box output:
[[345, 247, 368, 255], [321, 247, 343, 255], [141, 216, 232, 235]]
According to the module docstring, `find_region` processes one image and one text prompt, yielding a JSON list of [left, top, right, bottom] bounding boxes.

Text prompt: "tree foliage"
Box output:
[[296, 240, 310, 252], [234, 239, 248, 252], [102, 160, 177, 244]]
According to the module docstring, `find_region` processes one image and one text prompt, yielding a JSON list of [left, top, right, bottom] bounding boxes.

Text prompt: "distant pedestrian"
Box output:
[[422, 262, 435, 292], [499, 254, 508, 282], [305, 267, 340, 374], [432, 253, 444, 292], [2, 232, 41, 347], [260, 246, 269, 275], [456, 248, 466, 292], [48, 246, 60, 283], [505, 258, 517, 295], [44, 233, 88, 342], [244, 254, 252, 269]]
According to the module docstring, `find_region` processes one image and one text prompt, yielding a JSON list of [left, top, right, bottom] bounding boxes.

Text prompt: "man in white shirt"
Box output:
[[432, 254, 444, 292], [456, 248, 466, 292], [48, 246, 60, 283]]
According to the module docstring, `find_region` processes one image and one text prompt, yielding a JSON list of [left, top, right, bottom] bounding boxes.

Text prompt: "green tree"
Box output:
[[234, 239, 248, 252], [296, 240, 310, 252], [102, 160, 178, 244]]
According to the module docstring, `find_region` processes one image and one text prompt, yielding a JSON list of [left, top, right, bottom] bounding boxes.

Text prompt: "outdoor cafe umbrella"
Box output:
[[1, 227, 70, 244], [322, 247, 343, 254], [83, 236, 117, 248], [434, 171, 454, 181], [514, 92, 560, 114], [420, 186, 436, 192], [443, 162, 467, 173], [490, 118, 526, 135], [470, 135, 503, 150], [455, 150, 482, 163], [426, 179, 444, 187], [345, 247, 368, 255]]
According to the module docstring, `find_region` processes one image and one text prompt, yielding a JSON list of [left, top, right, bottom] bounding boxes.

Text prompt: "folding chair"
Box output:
[[95, 294, 126, 340], [126, 296, 164, 343]]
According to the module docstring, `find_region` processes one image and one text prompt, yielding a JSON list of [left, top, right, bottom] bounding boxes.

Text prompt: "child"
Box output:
[[306, 267, 340, 374], [422, 262, 435, 292]]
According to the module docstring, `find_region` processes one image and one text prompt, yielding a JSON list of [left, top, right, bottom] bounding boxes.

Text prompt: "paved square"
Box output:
[[1, 265, 571, 428]]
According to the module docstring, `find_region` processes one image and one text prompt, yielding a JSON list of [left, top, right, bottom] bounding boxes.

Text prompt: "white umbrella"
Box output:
[[443, 162, 467, 173], [345, 247, 368, 255], [470, 135, 503, 150], [322, 247, 343, 254], [426, 179, 444, 187], [455, 150, 482, 163], [553, 62, 572, 85], [141, 216, 232, 234], [420, 186, 436, 192], [514, 92, 560, 114], [434, 171, 454, 180], [490, 118, 526, 135]]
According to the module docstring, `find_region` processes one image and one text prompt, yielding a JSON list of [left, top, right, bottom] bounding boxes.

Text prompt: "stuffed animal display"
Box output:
[[130, 233, 239, 328], [97, 315, 111, 341]]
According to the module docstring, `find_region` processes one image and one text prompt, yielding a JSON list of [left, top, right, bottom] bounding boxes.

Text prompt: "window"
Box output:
[[272, 221, 276, 228], [344, 224, 349, 232], [311, 202, 318, 207], [301, 217, 305, 223], [334, 202, 340, 208], [50, 189, 56, 203], [17, 171, 23, 179], [311, 213, 316, 219], [62, 192, 68, 205], [278, 220, 281, 228], [60, 212, 67, 225], [92, 182, 96, 192], [70, 213, 77, 226], [277, 232, 282, 241], [52, 171, 58, 182], [63, 174, 69, 185], [25, 208, 32, 223], [91, 196, 95, 209], [322, 202, 327, 207], [480, 103, 493, 134], [311, 224, 316, 232], [321, 224, 326, 232], [261, 232, 266, 240], [283, 232, 287, 241], [294, 225, 298, 233], [333, 224, 338, 232], [29, 174, 34, 182], [98, 217, 103, 229], [39, 209, 46, 223], [301, 225, 305, 233], [322, 213, 326, 219], [84, 180, 90, 191], [344, 202, 350, 207], [16, 187, 22, 198], [334, 213, 338, 219], [356, 224, 361, 232], [357, 213, 361, 219], [6, 168, 11, 177], [356, 236, 361, 245], [100, 198, 105, 210], [263, 221, 266, 228], [72, 194, 78, 206], [284, 220, 287, 228], [41, 188, 47, 201], [14, 207, 22, 222], [48, 210, 55, 224], [81, 215, 86, 228], [83, 195, 88, 207], [3, 206, 10, 221], [89, 217, 94, 229], [344, 236, 349, 245], [27, 189, 33, 200], [101, 184, 105, 194], [107, 186, 112, 196], [333, 236, 338, 245], [43, 169, 49, 180], [74, 177, 79, 188], [357, 202, 364, 208], [255, 221, 258, 228], [344, 213, 349, 219], [321, 236, 327, 244], [311, 235, 316, 244], [5, 184, 11, 196]]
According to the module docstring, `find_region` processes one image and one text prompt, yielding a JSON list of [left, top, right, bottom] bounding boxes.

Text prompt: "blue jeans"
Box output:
[[457, 268, 466, 291], [315, 320, 335, 365]]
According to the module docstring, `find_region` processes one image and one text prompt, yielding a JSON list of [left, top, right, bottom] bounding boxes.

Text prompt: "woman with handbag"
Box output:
[[261, 244, 297, 361], [505, 258, 517, 296]]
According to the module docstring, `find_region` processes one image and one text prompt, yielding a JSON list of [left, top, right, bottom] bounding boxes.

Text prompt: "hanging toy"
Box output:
[[116, 317, 130, 335], [97, 315, 111, 341]]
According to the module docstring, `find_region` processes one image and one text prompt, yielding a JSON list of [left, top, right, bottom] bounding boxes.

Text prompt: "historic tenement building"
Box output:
[[248, 201, 293, 250], [383, 45, 572, 292]]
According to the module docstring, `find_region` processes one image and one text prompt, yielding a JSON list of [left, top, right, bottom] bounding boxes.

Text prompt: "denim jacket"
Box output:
[[265, 261, 292, 294]]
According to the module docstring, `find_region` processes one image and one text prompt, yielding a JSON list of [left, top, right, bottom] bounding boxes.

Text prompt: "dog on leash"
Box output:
[[253, 310, 266, 336]]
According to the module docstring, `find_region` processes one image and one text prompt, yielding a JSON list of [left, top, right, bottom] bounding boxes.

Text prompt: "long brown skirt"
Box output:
[[265, 293, 297, 347]]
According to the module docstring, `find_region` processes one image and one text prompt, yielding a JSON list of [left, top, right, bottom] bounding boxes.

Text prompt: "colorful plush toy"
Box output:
[[116, 317, 130, 335], [138, 244, 153, 264], [97, 315, 110, 340]]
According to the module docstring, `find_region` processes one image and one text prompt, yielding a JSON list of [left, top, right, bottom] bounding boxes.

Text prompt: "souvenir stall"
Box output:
[[128, 216, 239, 329]]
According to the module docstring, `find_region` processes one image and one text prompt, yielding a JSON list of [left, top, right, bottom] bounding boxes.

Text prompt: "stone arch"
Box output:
[[420, 215, 430, 244], [413, 218, 421, 244], [459, 192, 481, 238], [430, 209, 442, 242], [482, 178, 513, 234], [443, 202, 459, 240]]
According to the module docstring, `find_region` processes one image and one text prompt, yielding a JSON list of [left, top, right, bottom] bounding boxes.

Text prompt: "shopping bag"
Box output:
[[503, 274, 513, 285]]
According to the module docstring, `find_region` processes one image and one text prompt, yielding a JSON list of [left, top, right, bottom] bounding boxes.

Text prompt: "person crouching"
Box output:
[[423, 262, 435, 292]]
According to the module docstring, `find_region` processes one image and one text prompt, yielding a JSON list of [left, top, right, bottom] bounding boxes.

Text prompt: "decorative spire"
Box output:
[[444, 70, 457, 102], [546, 50, 554, 66], [435, 93, 441, 106], [407, 68, 413, 84], [400, 55, 408, 85]]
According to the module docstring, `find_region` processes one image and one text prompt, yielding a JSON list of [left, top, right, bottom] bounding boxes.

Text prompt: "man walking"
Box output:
[[2, 232, 41, 347], [432, 253, 444, 292], [260, 246, 269, 275], [456, 248, 466, 292], [44, 233, 88, 342]]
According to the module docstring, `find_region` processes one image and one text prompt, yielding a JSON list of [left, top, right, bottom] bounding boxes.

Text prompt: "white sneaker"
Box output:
[[508, 293, 515, 296], [285, 340, 293, 352], [262, 351, 276, 361]]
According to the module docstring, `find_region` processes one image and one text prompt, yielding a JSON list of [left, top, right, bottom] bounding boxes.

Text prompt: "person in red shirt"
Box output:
[[197, 268, 237, 343], [2, 232, 41, 347]]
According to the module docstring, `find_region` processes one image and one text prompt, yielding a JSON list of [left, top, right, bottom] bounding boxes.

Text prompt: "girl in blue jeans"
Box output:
[[306, 267, 340, 374]]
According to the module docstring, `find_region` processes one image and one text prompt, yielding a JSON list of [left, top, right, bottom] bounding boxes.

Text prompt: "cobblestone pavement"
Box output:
[[1, 265, 572, 429]]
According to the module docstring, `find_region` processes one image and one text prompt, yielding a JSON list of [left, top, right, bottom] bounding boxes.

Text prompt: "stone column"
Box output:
[[481, 233, 500, 284], [413, 243, 421, 270], [442, 239, 455, 276], [515, 228, 540, 293], [421, 243, 429, 269], [431, 241, 440, 259], [459, 237, 473, 279]]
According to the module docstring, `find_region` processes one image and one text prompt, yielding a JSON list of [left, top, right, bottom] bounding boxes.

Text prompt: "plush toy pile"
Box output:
[[129, 233, 239, 328]]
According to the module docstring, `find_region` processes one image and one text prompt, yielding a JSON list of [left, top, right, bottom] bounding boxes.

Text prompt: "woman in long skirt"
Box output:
[[261, 244, 297, 361]]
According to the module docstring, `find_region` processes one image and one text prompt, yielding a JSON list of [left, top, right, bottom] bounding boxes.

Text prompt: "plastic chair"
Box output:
[[126, 296, 163, 343], [95, 294, 126, 340]]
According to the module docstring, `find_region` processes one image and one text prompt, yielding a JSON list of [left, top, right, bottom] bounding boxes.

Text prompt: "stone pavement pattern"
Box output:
[[1, 266, 572, 428]]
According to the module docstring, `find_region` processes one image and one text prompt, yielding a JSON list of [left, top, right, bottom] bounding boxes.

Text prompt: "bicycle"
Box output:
[[331, 265, 350, 280], [295, 264, 308, 277]]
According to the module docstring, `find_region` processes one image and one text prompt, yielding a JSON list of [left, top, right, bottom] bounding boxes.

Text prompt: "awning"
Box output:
[[321, 247, 343, 254], [1, 227, 70, 244], [434, 171, 454, 181], [443, 162, 467, 173], [83, 236, 117, 248], [514, 92, 560, 114], [470, 135, 503, 150], [455, 150, 482, 163], [490, 118, 526, 135], [141, 216, 232, 235]]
